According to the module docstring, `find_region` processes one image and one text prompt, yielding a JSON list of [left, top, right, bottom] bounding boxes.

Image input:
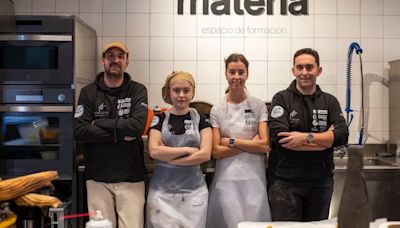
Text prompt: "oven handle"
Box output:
[[0, 106, 73, 112], [0, 35, 72, 41]]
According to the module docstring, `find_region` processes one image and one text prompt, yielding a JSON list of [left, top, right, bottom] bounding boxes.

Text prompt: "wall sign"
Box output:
[[177, 0, 308, 15]]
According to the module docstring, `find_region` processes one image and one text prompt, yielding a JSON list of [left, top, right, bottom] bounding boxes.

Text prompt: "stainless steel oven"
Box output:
[[0, 35, 73, 85], [0, 15, 97, 228], [0, 17, 74, 85]]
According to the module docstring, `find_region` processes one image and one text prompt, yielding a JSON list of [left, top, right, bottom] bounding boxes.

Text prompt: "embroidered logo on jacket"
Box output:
[[312, 109, 328, 131], [117, 98, 132, 117], [289, 110, 300, 124], [271, 105, 284, 118], [94, 102, 109, 118], [74, 105, 84, 118]]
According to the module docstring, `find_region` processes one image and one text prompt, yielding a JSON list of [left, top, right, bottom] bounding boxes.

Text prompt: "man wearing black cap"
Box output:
[[74, 42, 148, 228]]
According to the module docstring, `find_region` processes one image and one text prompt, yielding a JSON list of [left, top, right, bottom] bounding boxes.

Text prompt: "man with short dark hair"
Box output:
[[74, 42, 148, 228], [268, 48, 349, 221]]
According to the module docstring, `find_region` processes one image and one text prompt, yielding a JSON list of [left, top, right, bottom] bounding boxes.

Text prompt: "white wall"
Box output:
[[12, 0, 400, 144]]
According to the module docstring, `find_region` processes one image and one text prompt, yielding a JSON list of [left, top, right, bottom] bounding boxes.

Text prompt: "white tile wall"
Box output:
[[80, 0, 102, 13], [197, 61, 221, 85], [291, 15, 314, 38], [150, 37, 173, 60], [384, 16, 400, 38], [15, 0, 400, 144], [174, 14, 197, 37], [361, 39, 383, 62], [221, 38, 244, 58], [127, 60, 149, 85], [319, 84, 338, 97], [13, 0, 32, 13], [384, 0, 400, 15], [244, 38, 268, 60], [150, 0, 173, 14], [361, 0, 383, 15], [127, 14, 149, 36], [196, 84, 221, 104], [126, 0, 149, 13], [198, 38, 220, 60], [247, 61, 268, 85], [315, 38, 338, 61], [127, 37, 149, 60], [247, 85, 268, 101], [361, 16, 383, 38], [338, 15, 360, 38], [319, 61, 338, 85], [173, 38, 197, 60], [56, 0, 79, 13], [173, 61, 196, 78], [384, 39, 400, 62], [103, 0, 126, 13], [315, 15, 337, 37], [268, 38, 291, 61], [338, 0, 360, 15], [149, 61, 172, 84], [32, 0, 55, 13], [267, 61, 291, 85], [291, 38, 315, 54], [102, 13, 126, 36], [315, 0, 337, 14]]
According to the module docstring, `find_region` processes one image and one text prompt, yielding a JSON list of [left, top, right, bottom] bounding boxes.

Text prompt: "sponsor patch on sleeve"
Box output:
[[74, 105, 84, 118], [150, 116, 159, 127], [271, 105, 284, 118]]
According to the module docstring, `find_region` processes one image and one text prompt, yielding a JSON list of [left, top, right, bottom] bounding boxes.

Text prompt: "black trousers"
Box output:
[[268, 180, 333, 222]]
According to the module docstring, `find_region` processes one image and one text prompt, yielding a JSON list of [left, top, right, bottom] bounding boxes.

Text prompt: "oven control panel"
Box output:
[[0, 87, 73, 104]]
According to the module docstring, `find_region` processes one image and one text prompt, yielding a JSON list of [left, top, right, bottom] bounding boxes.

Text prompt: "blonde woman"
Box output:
[[206, 54, 271, 228], [147, 71, 212, 228]]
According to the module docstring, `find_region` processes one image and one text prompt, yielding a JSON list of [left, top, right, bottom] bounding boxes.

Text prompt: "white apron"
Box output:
[[206, 97, 271, 228], [147, 108, 208, 228]]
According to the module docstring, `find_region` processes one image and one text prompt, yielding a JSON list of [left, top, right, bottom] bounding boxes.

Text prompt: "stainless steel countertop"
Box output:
[[78, 138, 400, 173]]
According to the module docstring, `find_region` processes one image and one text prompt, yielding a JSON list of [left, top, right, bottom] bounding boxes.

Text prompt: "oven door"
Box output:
[[0, 35, 73, 85], [0, 105, 73, 179]]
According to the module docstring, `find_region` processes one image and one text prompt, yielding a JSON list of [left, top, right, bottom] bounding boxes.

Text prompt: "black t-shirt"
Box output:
[[150, 112, 211, 135]]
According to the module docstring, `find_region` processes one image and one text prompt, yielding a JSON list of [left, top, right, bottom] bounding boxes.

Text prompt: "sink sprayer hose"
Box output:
[[346, 42, 364, 145]]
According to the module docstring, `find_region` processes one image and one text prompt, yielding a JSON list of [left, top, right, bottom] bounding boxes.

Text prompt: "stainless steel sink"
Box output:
[[334, 157, 399, 169]]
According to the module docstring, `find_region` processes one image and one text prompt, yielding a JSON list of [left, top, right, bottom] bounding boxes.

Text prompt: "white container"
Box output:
[[85, 211, 112, 228]]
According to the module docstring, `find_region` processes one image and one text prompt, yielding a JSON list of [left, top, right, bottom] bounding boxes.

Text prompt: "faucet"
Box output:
[[376, 140, 393, 157]]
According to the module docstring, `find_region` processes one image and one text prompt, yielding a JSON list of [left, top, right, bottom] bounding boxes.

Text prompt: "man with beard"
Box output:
[[74, 42, 148, 228], [267, 48, 348, 222]]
